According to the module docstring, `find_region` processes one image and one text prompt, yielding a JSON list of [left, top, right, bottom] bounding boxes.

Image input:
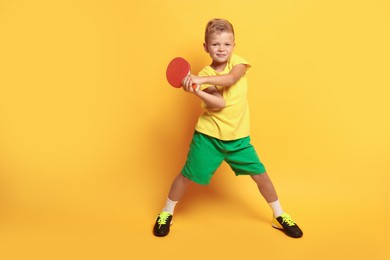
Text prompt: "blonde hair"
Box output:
[[204, 18, 235, 43]]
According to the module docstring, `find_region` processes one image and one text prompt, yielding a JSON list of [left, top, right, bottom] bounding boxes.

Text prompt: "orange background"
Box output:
[[0, 0, 389, 259]]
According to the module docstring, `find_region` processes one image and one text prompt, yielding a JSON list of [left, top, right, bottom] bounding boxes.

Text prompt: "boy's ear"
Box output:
[[203, 42, 209, 53]]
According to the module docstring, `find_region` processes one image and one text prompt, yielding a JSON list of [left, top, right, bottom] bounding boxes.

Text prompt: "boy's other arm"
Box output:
[[195, 86, 225, 112], [192, 64, 248, 87], [182, 76, 225, 111]]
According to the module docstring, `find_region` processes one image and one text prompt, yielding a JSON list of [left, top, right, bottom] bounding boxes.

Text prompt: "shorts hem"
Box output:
[[181, 171, 211, 186], [235, 170, 267, 176]]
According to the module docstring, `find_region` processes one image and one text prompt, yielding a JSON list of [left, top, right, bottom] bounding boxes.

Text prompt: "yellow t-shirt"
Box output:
[[195, 54, 251, 141]]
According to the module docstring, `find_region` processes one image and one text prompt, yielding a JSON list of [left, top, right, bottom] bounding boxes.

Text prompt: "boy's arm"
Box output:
[[182, 77, 226, 111], [192, 64, 248, 87], [181, 63, 248, 111], [195, 86, 225, 111]]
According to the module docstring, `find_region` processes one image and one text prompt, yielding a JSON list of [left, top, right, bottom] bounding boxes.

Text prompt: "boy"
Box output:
[[154, 18, 303, 238]]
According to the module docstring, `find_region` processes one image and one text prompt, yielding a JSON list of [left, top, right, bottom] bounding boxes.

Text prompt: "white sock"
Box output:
[[162, 197, 178, 215], [269, 199, 284, 217]]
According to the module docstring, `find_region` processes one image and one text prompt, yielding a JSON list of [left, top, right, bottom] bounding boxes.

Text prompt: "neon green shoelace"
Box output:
[[158, 212, 171, 225], [281, 213, 296, 226]]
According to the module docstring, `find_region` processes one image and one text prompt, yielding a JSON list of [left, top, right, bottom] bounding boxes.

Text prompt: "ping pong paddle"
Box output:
[[166, 57, 197, 90]]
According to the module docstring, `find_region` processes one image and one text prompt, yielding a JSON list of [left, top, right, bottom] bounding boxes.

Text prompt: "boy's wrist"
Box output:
[[199, 76, 207, 85]]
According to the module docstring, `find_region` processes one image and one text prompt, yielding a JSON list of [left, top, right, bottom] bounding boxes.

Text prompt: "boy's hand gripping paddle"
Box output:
[[166, 57, 198, 90]]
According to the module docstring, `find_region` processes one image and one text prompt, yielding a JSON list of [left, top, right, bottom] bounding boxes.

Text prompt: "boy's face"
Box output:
[[204, 32, 235, 66]]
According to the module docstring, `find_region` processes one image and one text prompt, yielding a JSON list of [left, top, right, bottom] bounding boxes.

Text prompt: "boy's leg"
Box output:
[[153, 173, 191, 237], [251, 172, 278, 204], [167, 172, 192, 202], [251, 173, 303, 238], [153, 131, 223, 237]]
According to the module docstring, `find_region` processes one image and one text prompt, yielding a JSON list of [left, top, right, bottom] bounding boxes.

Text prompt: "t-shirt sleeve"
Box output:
[[230, 54, 251, 71]]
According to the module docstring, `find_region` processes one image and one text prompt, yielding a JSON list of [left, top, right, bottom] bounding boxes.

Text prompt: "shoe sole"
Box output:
[[272, 225, 303, 238]]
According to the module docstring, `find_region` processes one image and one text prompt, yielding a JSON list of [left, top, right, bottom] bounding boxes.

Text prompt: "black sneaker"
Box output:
[[153, 212, 173, 237], [272, 213, 303, 238]]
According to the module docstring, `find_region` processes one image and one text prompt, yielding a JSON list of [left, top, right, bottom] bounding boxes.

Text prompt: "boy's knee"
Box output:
[[179, 172, 192, 184], [251, 172, 269, 183]]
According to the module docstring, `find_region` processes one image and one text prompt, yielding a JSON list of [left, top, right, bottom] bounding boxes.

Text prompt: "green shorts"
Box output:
[[181, 131, 266, 185]]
